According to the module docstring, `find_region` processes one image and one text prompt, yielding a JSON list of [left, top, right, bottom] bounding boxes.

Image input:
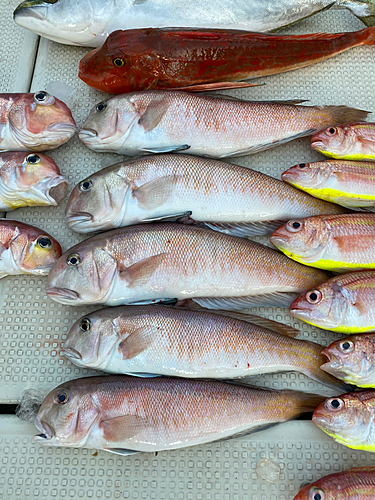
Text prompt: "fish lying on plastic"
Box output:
[[78, 91, 368, 158], [33, 375, 324, 454], [290, 271, 375, 333], [13, 0, 375, 47], [282, 159, 375, 209], [313, 390, 375, 451], [270, 213, 375, 272], [321, 333, 375, 387], [79, 27, 375, 93], [311, 122, 375, 161], [64, 154, 345, 236], [0, 92, 76, 152], [293, 466, 375, 500], [0, 152, 68, 210], [63, 305, 347, 391], [0, 219, 62, 278], [46, 223, 329, 308]]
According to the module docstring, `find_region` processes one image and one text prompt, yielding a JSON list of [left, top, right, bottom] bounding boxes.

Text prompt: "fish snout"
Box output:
[[14, 1, 48, 21], [62, 346, 83, 362], [46, 287, 80, 302]]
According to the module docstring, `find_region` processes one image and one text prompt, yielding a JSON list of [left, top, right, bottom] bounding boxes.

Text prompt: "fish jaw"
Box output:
[[45, 287, 80, 304], [33, 419, 55, 444]]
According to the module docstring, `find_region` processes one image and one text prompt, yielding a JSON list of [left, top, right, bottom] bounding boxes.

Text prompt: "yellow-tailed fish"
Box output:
[[33, 375, 324, 454], [313, 390, 375, 452], [290, 271, 375, 333], [270, 213, 375, 272]]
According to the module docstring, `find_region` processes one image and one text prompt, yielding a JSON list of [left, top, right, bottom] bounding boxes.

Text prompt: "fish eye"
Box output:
[[79, 179, 92, 192], [309, 489, 325, 500], [37, 236, 52, 249], [96, 101, 107, 112], [54, 389, 70, 405], [26, 154, 40, 165], [327, 127, 337, 135], [113, 58, 125, 68], [67, 253, 81, 266], [34, 91, 49, 103], [286, 220, 302, 232], [325, 397, 344, 412], [80, 318, 92, 332], [306, 290, 322, 304], [298, 163, 306, 168], [339, 340, 355, 353]]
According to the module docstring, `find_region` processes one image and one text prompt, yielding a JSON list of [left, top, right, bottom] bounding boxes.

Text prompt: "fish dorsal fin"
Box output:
[[133, 175, 178, 209], [119, 253, 167, 287]]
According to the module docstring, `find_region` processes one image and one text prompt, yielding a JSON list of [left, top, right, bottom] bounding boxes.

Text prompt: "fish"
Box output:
[[64, 154, 345, 235], [321, 333, 375, 387], [0, 219, 62, 278], [312, 390, 375, 451], [0, 92, 76, 152], [311, 122, 375, 161], [13, 0, 375, 47], [33, 375, 324, 453], [79, 27, 375, 94], [290, 271, 375, 333], [62, 305, 347, 391], [293, 466, 375, 500], [45, 223, 329, 308], [0, 152, 68, 210], [270, 213, 375, 272], [78, 91, 369, 158], [282, 159, 375, 209]]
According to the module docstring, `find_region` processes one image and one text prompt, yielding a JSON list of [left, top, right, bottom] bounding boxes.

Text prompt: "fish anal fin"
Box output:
[[100, 415, 149, 442], [133, 175, 177, 209], [118, 325, 155, 359], [119, 253, 167, 287]]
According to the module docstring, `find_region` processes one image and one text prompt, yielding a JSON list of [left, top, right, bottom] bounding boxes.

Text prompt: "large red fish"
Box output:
[[79, 26, 375, 93]]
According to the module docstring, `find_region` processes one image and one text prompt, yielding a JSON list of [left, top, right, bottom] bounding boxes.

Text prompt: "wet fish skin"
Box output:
[[0, 219, 62, 278], [311, 122, 375, 161], [45, 223, 329, 307], [293, 466, 375, 500], [0, 92, 76, 152], [33, 375, 324, 452], [282, 159, 375, 208], [78, 91, 369, 158], [290, 271, 375, 333], [0, 152, 68, 210], [65, 154, 345, 234], [270, 213, 375, 272], [312, 390, 375, 451]]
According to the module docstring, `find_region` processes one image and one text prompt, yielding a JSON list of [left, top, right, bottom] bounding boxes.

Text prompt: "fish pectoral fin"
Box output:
[[118, 325, 156, 359], [138, 99, 170, 132], [143, 211, 193, 223], [100, 414, 149, 442], [174, 81, 265, 92], [133, 175, 178, 209], [193, 292, 298, 310], [139, 145, 191, 154], [103, 448, 140, 456], [119, 253, 167, 287], [204, 220, 286, 237]]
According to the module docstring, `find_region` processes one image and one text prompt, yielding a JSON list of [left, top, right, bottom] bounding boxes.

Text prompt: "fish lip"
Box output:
[[79, 129, 98, 140], [269, 234, 288, 248], [34, 420, 54, 441], [47, 123, 76, 134], [46, 287, 79, 301], [62, 346, 82, 361], [65, 212, 93, 228]]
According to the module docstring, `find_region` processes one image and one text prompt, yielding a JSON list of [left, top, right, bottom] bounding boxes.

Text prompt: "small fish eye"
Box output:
[[34, 91, 48, 102], [80, 318, 91, 332], [113, 57, 125, 67], [298, 163, 306, 168], [325, 397, 344, 411], [339, 340, 354, 353], [327, 127, 337, 135], [287, 220, 302, 232], [293, 222, 301, 229], [96, 101, 107, 112], [67, 253, 81, 266], [54, 389, 69, 405], [26, 154, 40, 165], [313, 492, 324, 500], [37, 236, 52, 249], [306, 290, 322, 304], [79, 179, 92, 192]]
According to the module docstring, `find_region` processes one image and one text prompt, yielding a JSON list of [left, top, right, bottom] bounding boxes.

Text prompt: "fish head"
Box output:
[[33, 379, 99, 446], [281, 161, 332, 190], [293, 484, 333, 500], [63, 311, 119, 368], [312, 391, 375, 447], [65, 164, 130, 233], [79, 95, 138, 152], [46, 238, 118, 305], [8, 92, 76, 151], [270, 217, 330, 263], [311, 125, 356, 158], [321, 334, 375, 387], [13, 0, 115, 46]]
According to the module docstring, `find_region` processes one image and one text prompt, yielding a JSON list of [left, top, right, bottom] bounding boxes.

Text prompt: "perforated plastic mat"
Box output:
[[0, 2, 375, 498]]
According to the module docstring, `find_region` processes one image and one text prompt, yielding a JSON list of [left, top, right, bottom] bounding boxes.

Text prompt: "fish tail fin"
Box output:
[[285, 390, 326, 418], [322, 105, 370, 127], [360, 26, 375, 44]]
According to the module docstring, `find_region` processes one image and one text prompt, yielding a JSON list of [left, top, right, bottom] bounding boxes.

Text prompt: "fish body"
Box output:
[[45, 223, 329, 308], [0, 152, 68, 210], [290, 271, 375, 333], [311, 122, 375, 161], [293, 466, 375, 500], [321, 334, 375, 387], [0, 92, 76, 152], [282, 159, 375, 209], [79, 27, 375, 93], [34, 375, 324, 453], [63, 305, 345, 390], [65, 154, 345, 235], [270, 213, 375, 272], [78, 91, 368, 158], [0, 219, 62, 278], [313, 390, 375, 452]]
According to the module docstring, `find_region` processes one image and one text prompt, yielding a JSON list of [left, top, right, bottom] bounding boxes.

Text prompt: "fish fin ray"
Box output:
[[100, 415, 149, 442], [119, 253, 167, 287], [133, 175, 178, 209], [139, 145, 190, 154], [138, 99, 170, 132], [143, 211, 193, 223], [174, 82, 264, 92], [204, 220, 285, 237], [118, 326, 155, 359], [193, 293, 298, 310]]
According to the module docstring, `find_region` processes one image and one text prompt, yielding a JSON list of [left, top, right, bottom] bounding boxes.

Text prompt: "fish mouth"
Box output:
[[320, 349, 343, 373], [310, 139, 325, 151], [34, 419, 55, 441], [65, 212, 93, 229], [46, 287, 79, 301], [79, 129, 98, 143], [62, 346, 82, 361], [47, 122, 76, 135], [47, 177, 69, 204], [269, 234, 289, 250]]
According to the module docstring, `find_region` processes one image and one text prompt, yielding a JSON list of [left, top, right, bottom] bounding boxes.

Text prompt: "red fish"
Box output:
[[79, 27, 375, 93]]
